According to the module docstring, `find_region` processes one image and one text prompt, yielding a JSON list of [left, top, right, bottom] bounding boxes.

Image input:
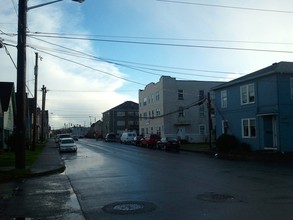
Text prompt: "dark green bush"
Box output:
[[216, 134, 239, 153], [237, 142, 251, 154]]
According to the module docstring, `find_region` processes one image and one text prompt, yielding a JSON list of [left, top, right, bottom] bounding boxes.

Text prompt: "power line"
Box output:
[[156, 0, 293, 14], [27, 33, 293, 54], [27, 36, 238, 80], [28, 31, 293, 46]]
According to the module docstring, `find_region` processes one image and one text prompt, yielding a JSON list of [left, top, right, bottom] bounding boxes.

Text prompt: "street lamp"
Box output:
[[15, 0, 84, 169]]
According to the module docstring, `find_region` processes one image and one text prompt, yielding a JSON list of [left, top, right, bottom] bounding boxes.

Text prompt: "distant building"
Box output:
[[102, 101, 139, 137], [139, 76, 222, 143], [213, 62, 293, 152], [0, 82, 16, 150]]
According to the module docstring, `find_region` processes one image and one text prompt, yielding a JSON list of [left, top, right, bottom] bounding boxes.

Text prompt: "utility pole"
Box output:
[[15, 0, 27, 169], [41, 85, 47, 142], [207, 92, 212, 151], [32, 53, 38, 151]]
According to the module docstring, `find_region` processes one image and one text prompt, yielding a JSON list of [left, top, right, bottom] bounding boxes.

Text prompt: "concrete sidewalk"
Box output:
[[30, 138, 65, 176]]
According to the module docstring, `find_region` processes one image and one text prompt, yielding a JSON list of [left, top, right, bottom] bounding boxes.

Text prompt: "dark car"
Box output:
[[105, 133, 117, 142], [140, 134, 161, 148], [157, 137, 180, 152], [133, 135, 143, 146]]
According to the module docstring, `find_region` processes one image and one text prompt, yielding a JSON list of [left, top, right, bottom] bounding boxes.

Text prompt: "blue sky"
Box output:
[[1, 0, 293, 129]]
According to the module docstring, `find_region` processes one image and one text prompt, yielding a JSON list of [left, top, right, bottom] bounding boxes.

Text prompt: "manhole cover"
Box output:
[[197, 192, 236, 202], [102, 201, 157, 214]]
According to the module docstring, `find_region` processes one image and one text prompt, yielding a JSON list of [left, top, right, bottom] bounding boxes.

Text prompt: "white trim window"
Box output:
[[221, 90, 227, 108], [290, 78, 293, 100], [242, 118, 256, 138], [199, 124, 206, 135], [240, 83, 255, 105], [178, 89, 184, 100]]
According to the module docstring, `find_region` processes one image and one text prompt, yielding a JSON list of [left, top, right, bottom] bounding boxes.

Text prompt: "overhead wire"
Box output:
[[27, 36, 238, 80], [27, 33, 293, 54], [156, 0, 293, 14]]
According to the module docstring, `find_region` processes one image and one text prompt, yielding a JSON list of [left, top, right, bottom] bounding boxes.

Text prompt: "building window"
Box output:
[[221, 90, 227, 108], [199, 90, 204, 100], [290, 78, 293, 100], [240, 84, 255, 105], [155, 91, 160, 101], [117, 121, 125, 126], [178, 107, 184, 117], [199, 105, 205, 117], [199, 124, 206, 135], [178, 89, 184, 100], [222, 120, 229, 134], [242, 118, 256, 138], [143, 97, 147, 106], [117, 111, 125, 117], [143, 112, 147, 119], [156, 108, 161, 116]]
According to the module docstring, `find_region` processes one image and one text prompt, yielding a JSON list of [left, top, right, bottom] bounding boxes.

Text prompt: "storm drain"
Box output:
[[102, 201, 157, 214], [197, 192, 236, 203]]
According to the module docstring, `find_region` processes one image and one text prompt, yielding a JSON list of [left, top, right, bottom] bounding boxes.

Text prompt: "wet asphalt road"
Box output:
[[2, 139, 293, 219], [62, 139, 293, 220]]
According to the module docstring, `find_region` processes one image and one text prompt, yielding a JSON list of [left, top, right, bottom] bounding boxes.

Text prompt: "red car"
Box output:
[[140, 134, 161, 149]]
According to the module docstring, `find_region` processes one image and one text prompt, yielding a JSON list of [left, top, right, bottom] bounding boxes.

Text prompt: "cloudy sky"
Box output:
[[1, 0, 293, 129]]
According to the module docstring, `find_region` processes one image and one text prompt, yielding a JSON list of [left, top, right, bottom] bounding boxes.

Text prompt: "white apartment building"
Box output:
[[139, 76, 222, 143]]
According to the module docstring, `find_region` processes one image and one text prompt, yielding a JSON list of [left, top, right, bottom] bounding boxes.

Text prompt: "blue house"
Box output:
[[213, 62, 293, 152]]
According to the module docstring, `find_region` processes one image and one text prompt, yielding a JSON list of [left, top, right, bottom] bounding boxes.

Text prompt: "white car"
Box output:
[[59, 138, 77, 152], [120, 131, 137, 144]]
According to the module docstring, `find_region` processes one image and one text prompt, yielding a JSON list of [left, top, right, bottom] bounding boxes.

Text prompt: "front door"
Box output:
[[177, 127, 186, 140], [263, 115, 277, 149]]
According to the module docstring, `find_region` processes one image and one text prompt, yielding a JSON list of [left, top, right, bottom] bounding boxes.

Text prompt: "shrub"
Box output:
[[216, 134, 239, 153], [237, 142, 251, 154]]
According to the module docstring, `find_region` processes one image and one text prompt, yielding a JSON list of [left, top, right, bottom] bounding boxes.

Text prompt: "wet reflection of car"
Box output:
[[157, 137, 180, 152], [59, 137, 77, 152]]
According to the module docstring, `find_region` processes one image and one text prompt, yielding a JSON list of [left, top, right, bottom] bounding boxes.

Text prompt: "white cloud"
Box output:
[[0, 0, 132, 129]]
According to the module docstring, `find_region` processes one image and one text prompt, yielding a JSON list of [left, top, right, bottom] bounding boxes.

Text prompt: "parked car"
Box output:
[[105, 133, 117, 142], [59, 138, 77, 152], [56, 133, 71, 144], [157, 137, 181, 152], [120, 131, 137, 144], [140, 134, 161, 148], [133, 135, 143, 146]]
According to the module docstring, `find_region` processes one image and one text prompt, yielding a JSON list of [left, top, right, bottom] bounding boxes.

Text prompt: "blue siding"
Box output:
[[214, 64, 293, 152]]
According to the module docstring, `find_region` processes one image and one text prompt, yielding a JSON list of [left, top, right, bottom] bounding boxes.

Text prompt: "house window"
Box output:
[[222, 120, 229, 134], [242, 118, 256, 138], [199, 124, 206, 135], [178, 89, 184, 100], [290, 78, 293, 100], [221, 90, 227, 108], [240, 84, 255, 105], [199, 105, 205, 117]]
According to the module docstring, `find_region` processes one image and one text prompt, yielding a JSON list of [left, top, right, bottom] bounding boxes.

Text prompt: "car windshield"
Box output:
[[61, 139, 74, 144]]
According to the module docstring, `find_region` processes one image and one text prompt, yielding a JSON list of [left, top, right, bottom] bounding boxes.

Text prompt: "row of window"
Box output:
[[140, 125, 207, 136], [140, 109, 161, 120], [141, 91, 160, 107], [221, 83, 255, 108], [222, 78, 293, 108], [222, 118, 256, 138]]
